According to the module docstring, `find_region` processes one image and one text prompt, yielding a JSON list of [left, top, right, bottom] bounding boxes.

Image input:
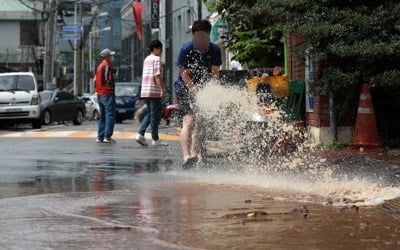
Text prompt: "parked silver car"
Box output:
[[80, 95, 100, 120]]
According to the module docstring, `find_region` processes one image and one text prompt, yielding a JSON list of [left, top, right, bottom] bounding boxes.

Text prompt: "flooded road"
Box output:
[[0, 137, 400, 249]]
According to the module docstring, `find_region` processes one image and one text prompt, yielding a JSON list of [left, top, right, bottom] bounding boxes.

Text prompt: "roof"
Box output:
[[0, 72, 35, 76], [0, 0, 37, 20], [1, 0, 33, 12]]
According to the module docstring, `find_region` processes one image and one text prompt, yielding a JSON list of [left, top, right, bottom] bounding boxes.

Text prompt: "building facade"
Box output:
[[121, 0, 210, 97], [0, 0, 44, 74]]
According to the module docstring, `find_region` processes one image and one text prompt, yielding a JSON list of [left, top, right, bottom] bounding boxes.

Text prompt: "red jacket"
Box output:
[[95, 59, 115, 96]]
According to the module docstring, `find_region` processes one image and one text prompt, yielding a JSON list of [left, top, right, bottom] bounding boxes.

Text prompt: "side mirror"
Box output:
[[54, 97, 59, 103], [38, 86, 44, 92]]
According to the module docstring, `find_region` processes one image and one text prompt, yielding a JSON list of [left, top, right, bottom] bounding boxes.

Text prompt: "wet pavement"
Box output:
[[1, 122, 400, 249]]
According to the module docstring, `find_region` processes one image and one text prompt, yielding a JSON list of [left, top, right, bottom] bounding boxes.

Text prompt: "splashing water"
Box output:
[[195, 81, 320, 171], [183, 81, 400, 207]]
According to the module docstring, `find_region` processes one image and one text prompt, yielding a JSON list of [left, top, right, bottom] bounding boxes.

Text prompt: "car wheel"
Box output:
[[43, 110, 52, 125], [93, 110, 99, 120], [32, 119, 42, 129], [73, 109, 84, 125]]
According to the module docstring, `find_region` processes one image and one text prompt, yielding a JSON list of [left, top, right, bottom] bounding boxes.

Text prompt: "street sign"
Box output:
[[60, 33, 81, 40], [62, 25, 82, 32], [151, 0, 160, 29]]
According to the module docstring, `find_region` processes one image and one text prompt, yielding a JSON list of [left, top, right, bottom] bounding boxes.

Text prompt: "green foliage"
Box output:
[[211, 0, 284, 68], [213, 0, 400, 90], [324, 140, 343, 150]]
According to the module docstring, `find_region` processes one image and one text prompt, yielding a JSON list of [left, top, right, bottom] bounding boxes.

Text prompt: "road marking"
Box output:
[[0, 130, 180, 141]]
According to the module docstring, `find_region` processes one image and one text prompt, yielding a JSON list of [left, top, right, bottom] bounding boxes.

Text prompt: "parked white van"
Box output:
[[0, 72, 42, 128]]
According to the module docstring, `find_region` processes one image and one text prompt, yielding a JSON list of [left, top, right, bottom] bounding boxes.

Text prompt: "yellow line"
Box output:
[[113, 132, 135, 139], [68, 131, 95, 138], [32, 132, 52, 137], [159, 134, 180, 141], [0, 130, 180, 141]]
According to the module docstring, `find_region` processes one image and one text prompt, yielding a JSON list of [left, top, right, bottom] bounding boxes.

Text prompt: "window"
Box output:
[[39, 92, 53, 102], [56, 91, 74, 101], [0, 75, 35, 91], [16, 76, 35, 91], [0, 76, 14, 91], [115, 85, 140, 97]]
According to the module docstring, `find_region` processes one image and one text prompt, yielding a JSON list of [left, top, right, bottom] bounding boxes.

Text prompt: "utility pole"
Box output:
[[74, 1, 83, 96], [197, 0, 202, 20], [5, 48, 9, 69], [43, 0, 57, 89]]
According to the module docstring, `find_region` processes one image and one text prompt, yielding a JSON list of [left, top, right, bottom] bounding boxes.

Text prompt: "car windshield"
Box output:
[[40, 92, 53, 102], [0, 75, 35, 91], [115, 84, 140, 97]]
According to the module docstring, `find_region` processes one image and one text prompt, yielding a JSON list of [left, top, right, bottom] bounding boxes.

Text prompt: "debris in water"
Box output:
[[339, 205, 359, 212], [90, 226, 134, 231], [223, 211, 268, 219], [291, 205, 309, 218], [359, 222, 370, 230]]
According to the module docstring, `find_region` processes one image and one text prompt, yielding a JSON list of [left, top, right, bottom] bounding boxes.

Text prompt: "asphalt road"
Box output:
[[0, 120, 400, 249]]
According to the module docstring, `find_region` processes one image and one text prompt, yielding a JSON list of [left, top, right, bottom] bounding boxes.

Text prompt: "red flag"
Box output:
[[132, 2, 143, 40]]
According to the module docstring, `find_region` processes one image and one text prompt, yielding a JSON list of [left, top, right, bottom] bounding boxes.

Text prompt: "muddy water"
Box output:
[[0, 158, 399, 250], [1, 78, 400, 249]]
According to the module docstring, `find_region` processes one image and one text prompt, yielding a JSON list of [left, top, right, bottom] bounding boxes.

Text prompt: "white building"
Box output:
[[0, 0, 44, 73]]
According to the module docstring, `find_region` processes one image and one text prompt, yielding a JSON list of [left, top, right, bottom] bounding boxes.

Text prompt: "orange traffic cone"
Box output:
[[350, 83, 381, 148]]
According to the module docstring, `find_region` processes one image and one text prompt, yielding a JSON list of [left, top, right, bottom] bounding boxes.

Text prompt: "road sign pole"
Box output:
[[73, 2, 78, 96]]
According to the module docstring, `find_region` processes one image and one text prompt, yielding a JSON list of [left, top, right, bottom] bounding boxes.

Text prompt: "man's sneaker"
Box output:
[[152, 140, 168, 146], [103, 138, 116, 143], [135, 134, 148, 146], [96, 138, 103, 143], [182, 157, 197, 169]]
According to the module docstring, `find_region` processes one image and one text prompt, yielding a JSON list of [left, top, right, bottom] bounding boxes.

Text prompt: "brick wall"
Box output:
[[288, 34, 330, 128], [288, 34, 306, 81]]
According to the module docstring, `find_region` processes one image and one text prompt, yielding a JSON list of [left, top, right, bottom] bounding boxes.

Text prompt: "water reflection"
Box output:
[[13, 159, 173, 198]]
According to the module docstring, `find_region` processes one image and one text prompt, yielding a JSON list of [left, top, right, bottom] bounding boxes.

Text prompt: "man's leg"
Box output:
[[104, 95, 116, 139], [97, 97, 106, 141], [138, 99, 151, 136], [190, 124, 200, 158], [149, 98, 162, 141], [180, 114, 195, 161]]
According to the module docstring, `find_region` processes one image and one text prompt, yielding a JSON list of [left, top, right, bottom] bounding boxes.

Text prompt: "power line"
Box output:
[[17, 0, 44, 13]]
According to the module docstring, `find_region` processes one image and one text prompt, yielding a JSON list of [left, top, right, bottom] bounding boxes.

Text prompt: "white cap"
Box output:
[[100, 48, 116, 57]]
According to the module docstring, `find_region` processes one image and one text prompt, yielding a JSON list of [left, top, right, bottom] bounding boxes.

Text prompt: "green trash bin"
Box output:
[[284, 80, 305, 121]]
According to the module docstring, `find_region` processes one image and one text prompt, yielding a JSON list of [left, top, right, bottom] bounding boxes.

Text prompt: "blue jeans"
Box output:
[[139, 98, 162, 141], [97, 95, 116, 140]]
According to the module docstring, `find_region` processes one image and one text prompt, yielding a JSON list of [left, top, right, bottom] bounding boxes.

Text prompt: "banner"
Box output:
[[132, 2, 143, 40]]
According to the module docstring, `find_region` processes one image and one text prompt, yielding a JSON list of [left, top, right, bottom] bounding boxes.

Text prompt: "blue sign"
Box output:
[[60, 33, 81, 40], [62, 26, 82, 32]]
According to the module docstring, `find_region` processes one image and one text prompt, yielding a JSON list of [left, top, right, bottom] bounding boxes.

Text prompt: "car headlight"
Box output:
[[31, 95, 39, 105]]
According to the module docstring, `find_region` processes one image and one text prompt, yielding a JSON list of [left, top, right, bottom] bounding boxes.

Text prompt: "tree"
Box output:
[[213, 0, 400, 91], [208, 0, 284, 68]]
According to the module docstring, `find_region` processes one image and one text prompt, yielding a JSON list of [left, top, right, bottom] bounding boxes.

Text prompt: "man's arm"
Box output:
[[211, 65, 220, 80], [181, 68, 196, 92], [154, 74, 165, 98], [153, 58, 165, 98], [211, 44, 222, 80]]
